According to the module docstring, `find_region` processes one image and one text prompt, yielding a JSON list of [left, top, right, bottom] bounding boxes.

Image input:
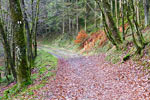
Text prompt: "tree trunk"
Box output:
[[144, 0, 149, 26], [122, 0, 125, 40], [95, 1, 97, 28], [102, 0, 122, 44], [84, 0, 87, 32], [95, 0, 118, 48], [115, 0, 119, 28], [0, 21, 17, 81], [20, 0, 33, 72], [76, 0, 79, 34], [69, 16, 71, 34], [0, 0, 17, 81], [62, 0, 65, 34], [130, 0, 145, 47], [34, 0, 40, 58], [136, 0, 140, 24], [9, 0, 30, 87], [127, 7, 142, 54]]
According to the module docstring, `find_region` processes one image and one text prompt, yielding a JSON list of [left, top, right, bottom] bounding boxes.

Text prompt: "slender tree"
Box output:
[[34, 0, 40, 57], [122, 0, 125, 40], [0, 0, 17, 81], [20, 0, 33, 71], [102, 0, 122, 44], [76, 0, 79, 34], [143, 0, 149, 26]]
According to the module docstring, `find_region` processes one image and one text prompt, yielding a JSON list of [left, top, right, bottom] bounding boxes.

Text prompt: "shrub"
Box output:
[[77, 30, 108, 53], [74, 30, 89, 49]]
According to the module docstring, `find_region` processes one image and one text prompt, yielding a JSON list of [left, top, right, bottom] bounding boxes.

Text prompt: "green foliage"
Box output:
[[0, 65, 14, 85], [31, 73, 38, 81], [0, 66, 4, 71], [96, 41, 113, 53], [123, 54, 130, 62], [143, 30, 150, 42], [105, 48, 123, 64], [34, 50, 57, 69], [3, 84, 18, 99], [42, 72, 55, 80], [0, 75, 13, 84]]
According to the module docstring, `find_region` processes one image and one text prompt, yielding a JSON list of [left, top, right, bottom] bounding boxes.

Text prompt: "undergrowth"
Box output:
[[38, 25, 150, 66], [1, 50, 57, 100], [39, 33, 77, 50]]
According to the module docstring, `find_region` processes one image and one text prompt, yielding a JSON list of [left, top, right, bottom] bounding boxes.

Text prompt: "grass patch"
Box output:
[[105, 47, 123, 64], [0, 66, 14, 86], [2, 50, 58, 99]]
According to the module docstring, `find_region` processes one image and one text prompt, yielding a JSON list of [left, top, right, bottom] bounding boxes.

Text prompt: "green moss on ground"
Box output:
[[2, 50, 58, 99]]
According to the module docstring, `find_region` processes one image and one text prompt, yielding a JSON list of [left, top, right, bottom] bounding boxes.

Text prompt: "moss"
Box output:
[[3, 84, 18, 99], [123, 54, 130, 62], [9, 0, 31, 88]]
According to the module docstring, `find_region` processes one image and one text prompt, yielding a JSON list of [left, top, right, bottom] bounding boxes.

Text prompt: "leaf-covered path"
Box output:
[[32, 46, 150, 100]]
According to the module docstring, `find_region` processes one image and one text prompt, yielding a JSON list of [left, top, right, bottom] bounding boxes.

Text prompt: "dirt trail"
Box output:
[[33, 45, 150, 100], [38, 45, 80, 59]]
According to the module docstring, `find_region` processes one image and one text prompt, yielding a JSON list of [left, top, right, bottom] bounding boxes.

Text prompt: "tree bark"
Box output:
[[143, 0, 149, 26], [20, 0, 33, 72], [62, 0, 65, 34], [9, 0, 30, 87], [127, 6, 142, 54], [0, 21, 17, 81], [130, 0, 145, 47], [122, 0, 125, 40], [95, 1, 97, 28], [102, 0, 122, 44], [0, 0, 17, 81], [34, 0, 40, 58], [115, 0, 119, 28], [76, 0, 79, 34]]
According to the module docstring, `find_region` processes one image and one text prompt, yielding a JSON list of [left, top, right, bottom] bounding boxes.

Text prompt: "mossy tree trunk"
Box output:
[[102, 0, 122, 44], [143, 0, 149, 26], [96, 0, 122, 47], [33, 0, 40, 58], [95, 0, 119, 48], [115, 0, 119, 29], [0, 21, 17, 81], [121, 0, 125, 40], [126, 0, 146, 54], [20, 0, 33, 73], [62, 0, 65, 34], [0, 0, 17, 81], [130, 0, 146, 48], [31, 0, 34, 37], [84, 0, 87, 32], [9, 0, 30, 87], [76, 0, 79, 34], [127, 9, 142, 54]]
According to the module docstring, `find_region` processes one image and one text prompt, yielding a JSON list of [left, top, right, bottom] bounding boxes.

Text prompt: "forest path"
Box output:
[[35, 45, 150, 100], [38, 45, 81, 59]]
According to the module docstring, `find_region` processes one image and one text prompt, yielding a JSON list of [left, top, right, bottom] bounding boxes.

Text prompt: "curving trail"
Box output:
[[35, 46, 150, 100]]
